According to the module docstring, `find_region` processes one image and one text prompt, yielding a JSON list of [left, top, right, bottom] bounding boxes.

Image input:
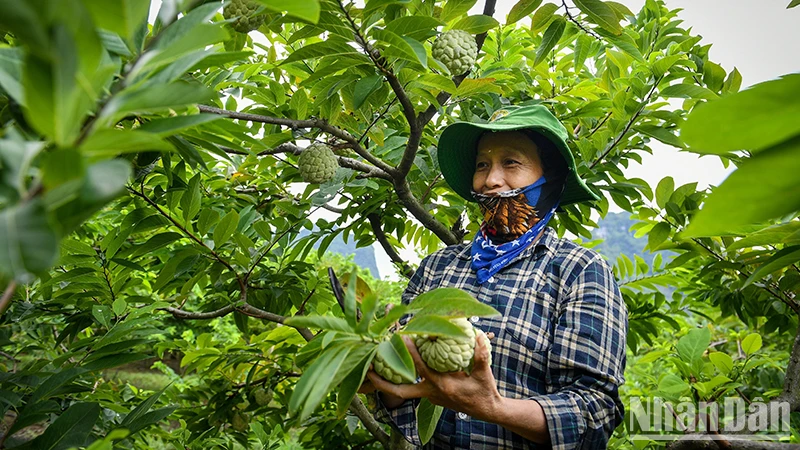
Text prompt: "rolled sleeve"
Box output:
[[532, 255, 628, 450]]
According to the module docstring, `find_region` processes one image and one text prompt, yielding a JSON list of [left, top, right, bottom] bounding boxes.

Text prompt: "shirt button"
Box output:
[[457, 412, 468, 420], [488, 276, 496, 283], [469, 316, 479, 324]]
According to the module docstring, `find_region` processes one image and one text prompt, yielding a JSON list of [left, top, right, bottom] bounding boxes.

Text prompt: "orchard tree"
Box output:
[[0, 0, 798, 448]]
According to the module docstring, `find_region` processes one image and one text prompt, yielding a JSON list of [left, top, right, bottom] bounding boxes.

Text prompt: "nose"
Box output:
[[484, 164, 504, 191]]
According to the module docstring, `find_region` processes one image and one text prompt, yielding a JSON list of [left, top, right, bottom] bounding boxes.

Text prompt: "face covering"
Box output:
[[469, 175, 564, 284]]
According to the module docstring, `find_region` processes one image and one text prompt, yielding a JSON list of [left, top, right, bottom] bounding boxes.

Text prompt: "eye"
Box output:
[[504, 158, 521, 166], [475, 161, 489, 170]]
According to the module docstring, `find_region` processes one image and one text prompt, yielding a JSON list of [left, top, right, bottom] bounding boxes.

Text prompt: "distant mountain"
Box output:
[[593, 212, 660, 267], [298, 229, 380, 279]]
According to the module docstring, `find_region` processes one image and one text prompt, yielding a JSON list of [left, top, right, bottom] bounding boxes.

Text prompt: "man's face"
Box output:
[[472, 131, 544, 196]]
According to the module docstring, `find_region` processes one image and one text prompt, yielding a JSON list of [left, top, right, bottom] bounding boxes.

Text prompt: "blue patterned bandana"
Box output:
[[470, 177, 561, 284]]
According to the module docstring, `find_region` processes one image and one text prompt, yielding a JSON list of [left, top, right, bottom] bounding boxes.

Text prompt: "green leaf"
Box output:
[[284, 315, 354, 333], [213, 210, 239, 248], [788, 0, 800, 8], [101, 81, 216, 126], [416, 398, 444, 445], [181, 174, 202, 222], [121, 385, 171, 434], [138, 114, 222, 136], [451, 15, 499, 34], [744, 245, 800, 287], [574, 0, 621, 35], [253, 0, 321, 23], [372, 29, 426, 68], [401, 315, 470, 338], [647, 222, 670, 251], [336, 347, 377, 418], [376, 334, 416, 383], [454, 78, 503, 97], [703, 60, 726, 92], [112, 298, 127, 316], [290, 344, 352, 420], [530, 3, 559, 32], [708, 352, 734, 375], [573, 33, 592, 70], [82, 0, 150, 45], [722, 67, 742, 94], [507, 0, 543, 24], [0, 199, 59, 282], [353, 75, 383, 111], [80, 130, 173, 158], [655, 176, 674, 209], [741, 333, 763, 355], [28, 402, 100, 450], [681, 74, 800, 155], [384, 16, 442, 41], [650, 55, 684, 78], [727, 222, 800, 251], [92, 305, 112, 328], [441, 0, 478, 22], [282, 39, 361, 64], [408, 288, 501, 318], [676, 327, 711, 365], [634, 124, 684, 149], [660, 83, 719, 100], [682, 137, 800, 237], [0, 47, 24, 106], [41, 148, 85, 190], [534, 16, 565, 67], [369, 304, 409, 334], [658, 373, 690, 396], [125, 406, 178, 435]]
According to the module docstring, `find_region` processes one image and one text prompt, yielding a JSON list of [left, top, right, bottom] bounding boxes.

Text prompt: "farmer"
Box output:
[[361, 105, 628, 449]]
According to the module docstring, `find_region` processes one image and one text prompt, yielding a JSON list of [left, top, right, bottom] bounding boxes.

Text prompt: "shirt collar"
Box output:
[[457, 226, 558, 261]]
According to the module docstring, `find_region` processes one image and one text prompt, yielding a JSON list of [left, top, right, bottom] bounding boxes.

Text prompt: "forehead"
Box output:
[[476, 131, 539, 158]]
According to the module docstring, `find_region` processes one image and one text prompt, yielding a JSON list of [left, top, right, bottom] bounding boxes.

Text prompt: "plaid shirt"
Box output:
[[375, 226, 628, 449]]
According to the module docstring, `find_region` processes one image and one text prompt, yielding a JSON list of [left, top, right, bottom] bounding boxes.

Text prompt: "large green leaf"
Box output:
[[727, 221, 800, 251], [0, 47, 24, 105], [401, 315, 471, 338], [683, 136, 800, 237], [0, 199, 59, 281], [121, 386, 169, 430], [534, 16, 565, 67], [284, 315, 355, 333], [529, 3, 559, 32], [82, 0, 150, 45], [27, 402, 100, 450], [507, 0, 543, 24], [574, 0, 621, 35], [744, 246, 800, 287], [254, 0, 321, 23], [451, 15, 500, 34], [384, 16, 442, 41], [660, 83, 719, 100], [336, 348, 377, 418], [676, 327, 711, 365], [376, 334, 416, 383], [80, 130, 174, 158], [681, 74, 800, 155], [372, 29, 427, 68], [440, 0, 478, 23], [101, 81, 216, 126], [213, 210, 239, 248], [417, 398, 444, 445], [408, 288, 501, 318]]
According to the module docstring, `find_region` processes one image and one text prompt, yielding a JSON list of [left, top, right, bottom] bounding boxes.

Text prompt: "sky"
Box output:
[[148, 0, 800, 280]]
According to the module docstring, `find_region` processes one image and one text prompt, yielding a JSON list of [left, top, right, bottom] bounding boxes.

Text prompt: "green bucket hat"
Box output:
[[437, 104, 600, 207]]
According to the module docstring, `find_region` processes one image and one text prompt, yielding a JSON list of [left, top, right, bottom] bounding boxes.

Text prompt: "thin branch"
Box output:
[[775, 321, 800, 411], [561, 0, 602, 40], [0, 281, 18, 316], [367, 213, 414, 279], [358, 98, 397, 145], [589, 76, 663, 170], [198, 105, 394, 174], [128, 187, 247, 293], [164, 304, 236, 320]]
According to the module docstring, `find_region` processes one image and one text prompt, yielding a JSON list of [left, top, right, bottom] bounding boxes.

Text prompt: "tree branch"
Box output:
[[198, 105, 394, 174], [561, 0, 602, 40], [775, 321, 800, 411], [349, 398, 394, 449], [394, 179, 458, 245], [0, 281, 18, 316], [367, 213, 414, 279]]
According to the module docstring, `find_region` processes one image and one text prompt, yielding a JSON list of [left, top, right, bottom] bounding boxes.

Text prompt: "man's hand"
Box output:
[[367, 330, 502, 422]]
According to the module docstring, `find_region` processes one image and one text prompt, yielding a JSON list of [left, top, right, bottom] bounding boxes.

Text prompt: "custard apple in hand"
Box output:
[[414, 318, 491, 373], [298, 143, 338, 184], [223, 0, 265, 33], [373, 350, 416, 385], [431, 30, 478, 75]]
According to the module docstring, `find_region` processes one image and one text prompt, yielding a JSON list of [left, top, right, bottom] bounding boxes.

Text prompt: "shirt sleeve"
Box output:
[[372, 254, 433, 447], [529, 254, 628, 450]]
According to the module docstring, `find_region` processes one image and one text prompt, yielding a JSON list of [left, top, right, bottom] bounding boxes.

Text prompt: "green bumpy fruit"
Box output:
[[231, 412, 249, 432], [298, 143, 338, 184], [223, 0, 265, 33], [431, 30, 478, 75], [253, 387, 272, 406], [414, 318, 491, 373], [373, 350, 415, 385]]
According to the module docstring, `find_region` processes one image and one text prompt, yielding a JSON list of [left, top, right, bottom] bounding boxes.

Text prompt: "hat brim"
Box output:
[[437, 122, 600, 207]]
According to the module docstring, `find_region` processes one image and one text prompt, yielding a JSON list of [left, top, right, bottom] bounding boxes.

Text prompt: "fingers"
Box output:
[[367, 370, 423, 400], [472, 330, 492, 371]]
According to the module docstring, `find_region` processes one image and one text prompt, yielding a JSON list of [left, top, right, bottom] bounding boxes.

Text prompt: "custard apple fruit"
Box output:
[[373, 350, 415, 385], [431, 30, 478, 75], [298, 143, 338, 184], [414, 318, 491, 373], [253, 387, 272, 406], [223, 0, 265, 33], [231, 412, 249, 432]]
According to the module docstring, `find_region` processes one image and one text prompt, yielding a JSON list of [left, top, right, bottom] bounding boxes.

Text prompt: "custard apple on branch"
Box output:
[[297, 143, 338, 184], [431, 30, 478, 75], [223, 0, 265, 33]]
